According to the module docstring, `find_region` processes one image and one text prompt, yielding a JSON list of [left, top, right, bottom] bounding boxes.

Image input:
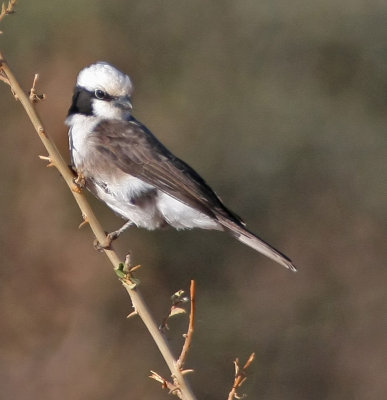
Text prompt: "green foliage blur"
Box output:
[[0, 1, 385, 399]]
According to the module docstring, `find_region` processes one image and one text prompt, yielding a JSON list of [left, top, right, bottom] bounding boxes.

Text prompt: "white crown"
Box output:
[[77, 62, 133, 97]]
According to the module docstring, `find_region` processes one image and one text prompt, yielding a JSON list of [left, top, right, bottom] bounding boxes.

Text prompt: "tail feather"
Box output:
[[217, 217, 297, 272]]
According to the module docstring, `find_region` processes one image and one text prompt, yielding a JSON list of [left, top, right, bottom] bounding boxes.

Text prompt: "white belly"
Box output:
[[93, 175, 166, 230], [156, 192, 221, 231], [67, 115, 221, 232]]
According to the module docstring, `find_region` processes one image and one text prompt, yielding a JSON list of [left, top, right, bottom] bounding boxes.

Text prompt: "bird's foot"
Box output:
[[93, 221, 134, 251], [72, 173, 86, 193], [93, 232, 114, 251]]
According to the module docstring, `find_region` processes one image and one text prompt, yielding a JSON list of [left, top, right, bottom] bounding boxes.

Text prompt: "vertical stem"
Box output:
[[0, 52, 196, 400]]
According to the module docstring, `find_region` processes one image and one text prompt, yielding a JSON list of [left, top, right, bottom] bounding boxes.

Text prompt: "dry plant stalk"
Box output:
[[151, 280, 196, 395], [227, 353, 255, 400], [0, 0, 16, 27], [177, 280, 196, 371], [0, 5, 196, 400]]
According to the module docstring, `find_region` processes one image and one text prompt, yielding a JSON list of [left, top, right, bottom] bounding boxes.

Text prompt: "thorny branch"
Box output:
[[0, 5, 196, 400], [151, 281, 196, 396], [0, 0, 16, 29], [227, 353, 255, 400], [177, 280, 196, 371], [1, 5, 258, 400]]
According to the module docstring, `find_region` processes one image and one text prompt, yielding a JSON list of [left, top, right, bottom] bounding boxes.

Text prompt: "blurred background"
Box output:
[[0, 1, 386, 399]]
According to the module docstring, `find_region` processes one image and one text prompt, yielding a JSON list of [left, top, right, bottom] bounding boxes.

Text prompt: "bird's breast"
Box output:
[[67, 115, 100, 169]]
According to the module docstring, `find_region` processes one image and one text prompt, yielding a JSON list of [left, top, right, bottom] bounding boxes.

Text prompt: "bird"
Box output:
[[65, 62, 296, 271]]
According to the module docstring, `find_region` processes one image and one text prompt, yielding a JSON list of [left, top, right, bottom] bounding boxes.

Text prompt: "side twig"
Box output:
[[151, 281, 196, 396], [0, 0, 16, 28], [177, 280, 196, 371], [29, 73, 46, 103], [227, 353, 255, 400]]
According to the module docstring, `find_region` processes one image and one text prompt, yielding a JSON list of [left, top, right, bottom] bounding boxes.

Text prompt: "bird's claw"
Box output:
[[93, 236, 111, 251], [72, 173, 86, 193], [93, 231, 121, 251]]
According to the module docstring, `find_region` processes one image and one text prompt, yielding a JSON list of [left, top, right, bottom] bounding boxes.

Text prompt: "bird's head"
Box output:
[[68, 62, 133, 120]]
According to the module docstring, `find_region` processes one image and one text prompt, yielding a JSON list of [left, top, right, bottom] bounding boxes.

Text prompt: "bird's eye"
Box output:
[[95, 89, 106, 99]]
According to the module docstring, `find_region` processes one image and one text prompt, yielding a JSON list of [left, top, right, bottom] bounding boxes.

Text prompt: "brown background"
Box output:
[[0, 1, 386, 399]]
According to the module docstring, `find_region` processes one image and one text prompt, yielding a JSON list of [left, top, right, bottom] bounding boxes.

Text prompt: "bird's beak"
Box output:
[[115, 95, 133, 111]]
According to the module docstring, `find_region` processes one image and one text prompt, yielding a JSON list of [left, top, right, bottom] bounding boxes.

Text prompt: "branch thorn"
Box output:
[[180, 369, 194, 375], [29, 73, 46, 103], [126, 310, 138, 319], [149, 371, 182, 397], [38, 154, 54, 167], [78, 218, 89, 229]]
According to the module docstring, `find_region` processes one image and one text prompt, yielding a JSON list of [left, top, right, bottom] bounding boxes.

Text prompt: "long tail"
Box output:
[[217, 217, 297, 272]]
